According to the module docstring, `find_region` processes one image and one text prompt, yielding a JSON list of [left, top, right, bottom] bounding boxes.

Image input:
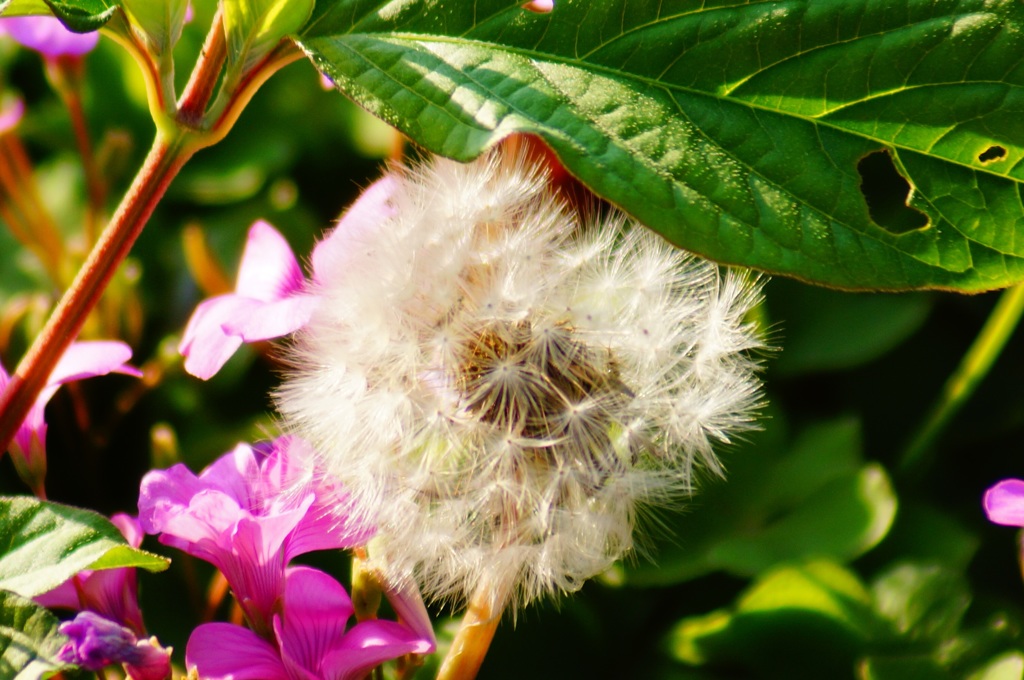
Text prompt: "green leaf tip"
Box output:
[[0, 496, 165, 599]]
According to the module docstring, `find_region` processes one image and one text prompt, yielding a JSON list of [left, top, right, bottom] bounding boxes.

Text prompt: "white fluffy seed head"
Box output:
[[276, 151, 765, 611]]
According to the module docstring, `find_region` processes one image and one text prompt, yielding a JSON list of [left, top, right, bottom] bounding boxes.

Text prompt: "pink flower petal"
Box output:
[[984, 479, 1024, 526], [235, 220, 306, 302], [186, 623, 289, 680], [221, 294, 319, 342], [179, 296, 249, 379], [312, 177, 398, 287], [46, 341, 141, 391], [383, 579, 436, 651], [0, 16, 99, 57], [274, 567, 353, 674], [324, 619, 436, 680]]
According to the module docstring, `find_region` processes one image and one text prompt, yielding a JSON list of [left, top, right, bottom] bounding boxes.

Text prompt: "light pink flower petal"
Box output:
[[221, 294, 319, 342], [0, 16, 99, 57], [984, 479, 1024, 526], [325, 619, 436, 680], [186, 623, 289, 680], [312, 176, 398, 287], [39, 341, 141, 406], [110, 513, 143, 549], [179, 295, 249, 379], [383, 580, 436, 651], [200, 442, 262, 505], [235, 220, 306, 302], [139, 463, 218, 535], [157, 490, 243, 549]]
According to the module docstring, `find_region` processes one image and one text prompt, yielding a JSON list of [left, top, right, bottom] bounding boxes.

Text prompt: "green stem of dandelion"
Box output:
[[898, 283, 1024, 476]]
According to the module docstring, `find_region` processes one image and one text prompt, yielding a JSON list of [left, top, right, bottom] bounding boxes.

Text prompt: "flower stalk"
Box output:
[[0, 130, 193, 455], [436, 579, 508, 680], [898, 282, 1024, 476]]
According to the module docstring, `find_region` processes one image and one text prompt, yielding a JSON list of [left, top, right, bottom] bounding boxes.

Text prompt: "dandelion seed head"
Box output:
[[277, 151, 765, 610]]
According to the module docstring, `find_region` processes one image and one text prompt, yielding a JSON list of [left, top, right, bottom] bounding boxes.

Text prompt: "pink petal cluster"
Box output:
[[0, 16, 98, 58], [138, 436, 373, 633], [187, 566, 433, 680], [37, 514, 147, 635], [179, 179, 396, 379], [0, 341, 141, 492]]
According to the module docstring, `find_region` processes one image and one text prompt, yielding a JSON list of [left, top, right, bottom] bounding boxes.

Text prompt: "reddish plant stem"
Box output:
[[178, 5, 226, 126], [0, 132, 195, 455]]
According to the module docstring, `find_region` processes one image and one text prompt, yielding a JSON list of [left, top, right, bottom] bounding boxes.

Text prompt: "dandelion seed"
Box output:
[[277, 151, 765, 614]]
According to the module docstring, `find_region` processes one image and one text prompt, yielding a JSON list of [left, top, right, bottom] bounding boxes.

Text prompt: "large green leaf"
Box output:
[[300, 0, 1024, 292], [0, 497, 169, 599], [0, 591, 67, 680]]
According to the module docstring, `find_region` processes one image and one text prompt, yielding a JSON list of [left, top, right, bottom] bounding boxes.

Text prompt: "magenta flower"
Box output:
[[58, 611, 171, 680], [984, 479, 1024, 526], [0, 341, 141, 494], [179, 180, 396, 380], [0, 16, 99, 58], [186, 565, 434, 680], [37, 514, 147, 634], [179, 220, 319, 379], [138, 436, 372, 633]]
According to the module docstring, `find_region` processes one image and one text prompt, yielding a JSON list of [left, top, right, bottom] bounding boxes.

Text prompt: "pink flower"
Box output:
[[138, 436, 372, 634], [0, 16, 98, 58], [984, 479, 1024, 526], [179, 221, 318, 379], [179, 180, 396, 380], [0, 341, 141, 494], [186, 566, 433, 680], [58, 611, 171, 680], [37, 514, 146, 635]]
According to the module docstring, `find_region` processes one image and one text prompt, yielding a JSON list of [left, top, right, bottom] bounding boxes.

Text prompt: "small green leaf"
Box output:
[[121, 0, 189, 53], [620, 417, 894, 586], [0, 497, 169, 599], [0, 590, 68, 680], [710, 463, 897, 576], [667, 561, 881, 677], [224, 0, 314, 73], [301, 0, 1024, 291], [0, 0, 119, 32], [871, 562, 971, 643]]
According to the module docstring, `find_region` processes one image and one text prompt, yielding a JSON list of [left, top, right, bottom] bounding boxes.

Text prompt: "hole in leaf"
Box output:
[[523, 0, 553, 12], [857, 150, 929, 234], [978, 145, 1007, 163]]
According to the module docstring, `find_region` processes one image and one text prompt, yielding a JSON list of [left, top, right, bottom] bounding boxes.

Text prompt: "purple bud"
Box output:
[[57, 612, 171, 679]]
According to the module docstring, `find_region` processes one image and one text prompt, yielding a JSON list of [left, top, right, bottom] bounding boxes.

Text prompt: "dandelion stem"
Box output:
[[898, 283, 1024, 476], [435, 579, 507, 680]]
